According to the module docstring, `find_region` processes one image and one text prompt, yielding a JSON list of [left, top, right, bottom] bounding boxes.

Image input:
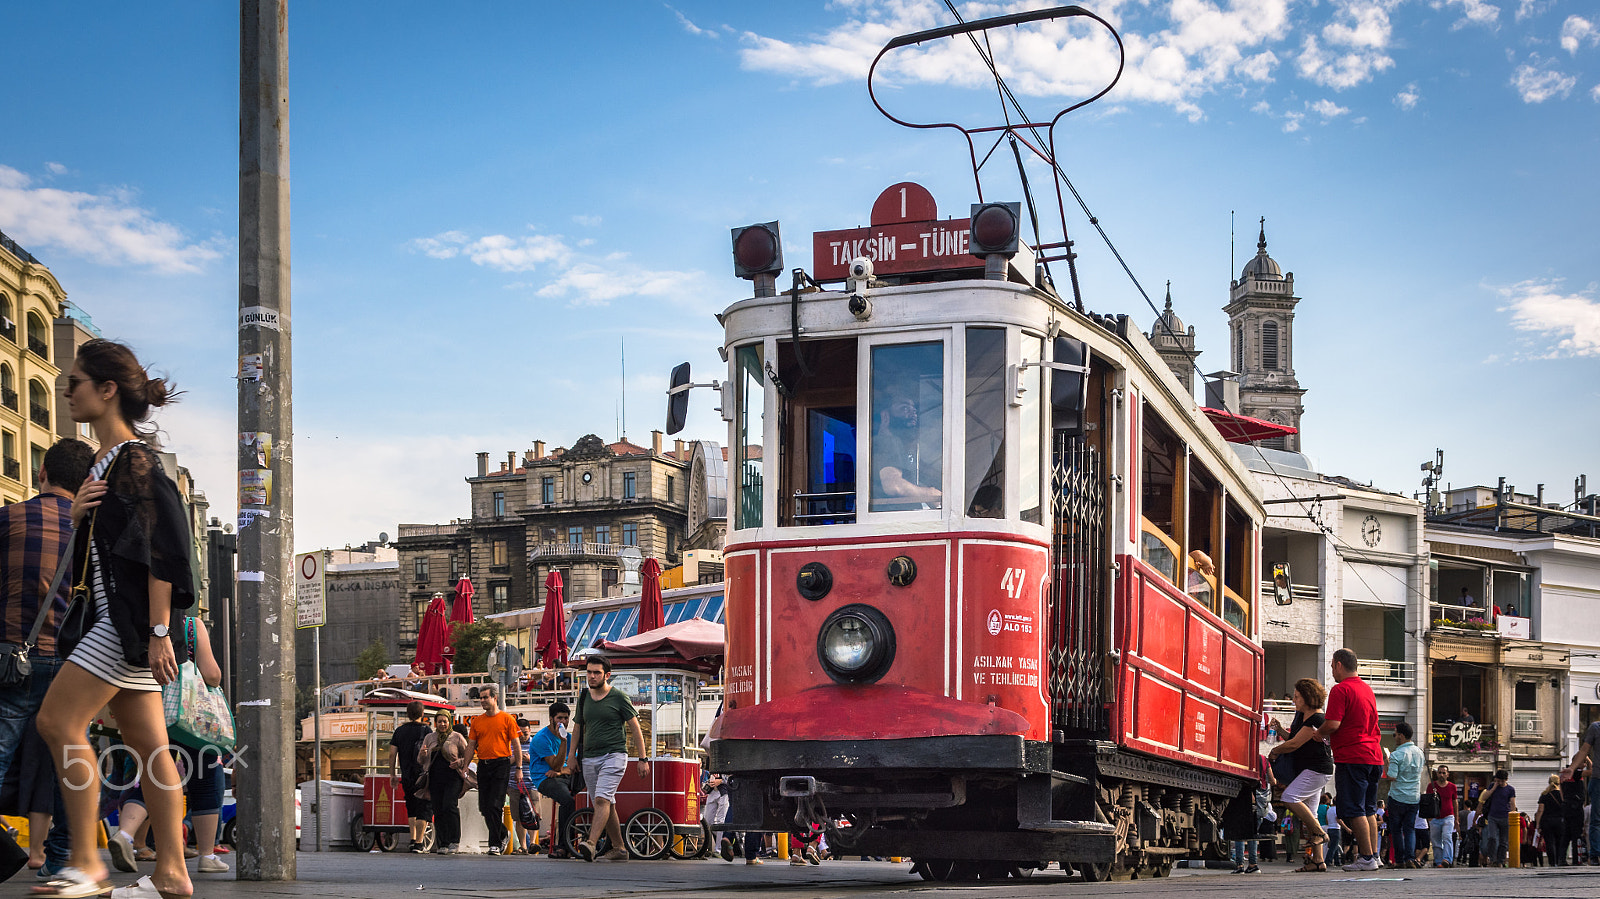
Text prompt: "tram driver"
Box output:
[[872, 386, 943, 509]]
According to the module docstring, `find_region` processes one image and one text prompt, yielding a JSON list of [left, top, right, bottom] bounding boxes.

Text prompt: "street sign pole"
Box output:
[[295, 549, 326, 851]]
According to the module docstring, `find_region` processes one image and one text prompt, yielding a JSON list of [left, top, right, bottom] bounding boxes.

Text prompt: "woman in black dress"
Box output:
[[1535, 774, 1565, 865], [419, 710, 468, 855]]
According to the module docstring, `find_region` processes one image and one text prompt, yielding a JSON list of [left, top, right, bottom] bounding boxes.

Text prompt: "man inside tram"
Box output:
[[872, 386, 942, 508]]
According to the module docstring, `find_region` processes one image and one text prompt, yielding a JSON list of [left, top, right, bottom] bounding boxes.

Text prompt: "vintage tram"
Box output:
[[670, 8, 1273, 881]]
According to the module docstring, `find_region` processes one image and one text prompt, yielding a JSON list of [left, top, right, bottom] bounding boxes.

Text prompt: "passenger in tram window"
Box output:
[[968, 484, 1002, 519], [872, 389, 942, 508]]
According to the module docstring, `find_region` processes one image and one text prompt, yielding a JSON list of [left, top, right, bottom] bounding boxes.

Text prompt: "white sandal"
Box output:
[[107, 875, 188, 899], [30, 867, 112, 899]]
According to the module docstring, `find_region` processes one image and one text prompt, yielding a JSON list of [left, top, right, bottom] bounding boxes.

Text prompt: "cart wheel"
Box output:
[[563, 808, 611, 857], [352, 816, 376, 852], [623, 808, 673, 860], [375, 832, 397, 852], [669, 822, 711, 860], [414, 823, 436, 853]]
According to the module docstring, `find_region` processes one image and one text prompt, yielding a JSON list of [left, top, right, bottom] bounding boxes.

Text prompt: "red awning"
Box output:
[[1202, 407, 1299, 444], [600, 618, 725, 662]]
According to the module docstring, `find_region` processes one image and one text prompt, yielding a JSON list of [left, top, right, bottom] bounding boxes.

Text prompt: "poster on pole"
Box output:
[[295, 551, 325, 629]]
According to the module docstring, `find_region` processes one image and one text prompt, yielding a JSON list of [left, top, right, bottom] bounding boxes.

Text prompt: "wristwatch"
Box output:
[[150, 624, 171, 638]]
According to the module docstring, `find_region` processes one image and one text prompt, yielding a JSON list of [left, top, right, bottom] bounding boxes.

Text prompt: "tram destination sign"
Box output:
[[812, 181, 983, 282]]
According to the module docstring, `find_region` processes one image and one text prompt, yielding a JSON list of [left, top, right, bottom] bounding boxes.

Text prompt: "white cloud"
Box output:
[[1560, 16, 1598, 55], [1297, 1, 1396, 90], [536, 259, 702, 307], [1252, 99, 1273, 113], [407, 229, 572, 272], [0, 164, 219, 273], [1310, 98, 1350, 117], [1510, 59, 1576, 101], [1498, 279, 1600, 357], [1593, 83, 1600, 101], [666, 4, 718, 38], [1282, 110, 1305, 132], [1443, 0, 1501, 29], [572, 214, 602, 227], [738, 0, 1293, 120], [1515, 0, 1553, 22], [44, 162, 68, 175], [1394, 82, 1421, 108]]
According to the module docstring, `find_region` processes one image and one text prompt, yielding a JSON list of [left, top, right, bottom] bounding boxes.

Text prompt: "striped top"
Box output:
[[67, 441, 161, 691], [0, 492, 74, 658]]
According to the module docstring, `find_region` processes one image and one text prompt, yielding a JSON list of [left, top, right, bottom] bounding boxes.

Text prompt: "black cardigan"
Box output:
[[72, 442, 197, 668]]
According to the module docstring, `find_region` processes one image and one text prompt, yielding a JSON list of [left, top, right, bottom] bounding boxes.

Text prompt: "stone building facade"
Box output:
[[396, 430, 722, 656], [1224, 219, 1306, 451], [0, 229, 65, 504], [293, 546, 402, 687]]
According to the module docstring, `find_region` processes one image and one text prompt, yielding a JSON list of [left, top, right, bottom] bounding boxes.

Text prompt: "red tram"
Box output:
[[675, 7, 1270, 881]]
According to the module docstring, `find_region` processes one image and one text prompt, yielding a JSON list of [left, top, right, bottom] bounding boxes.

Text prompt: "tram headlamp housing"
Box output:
[[817, 604, 896, 684]]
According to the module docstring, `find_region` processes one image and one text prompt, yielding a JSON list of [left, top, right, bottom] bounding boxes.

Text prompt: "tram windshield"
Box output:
[[869, 341, 944, 512]]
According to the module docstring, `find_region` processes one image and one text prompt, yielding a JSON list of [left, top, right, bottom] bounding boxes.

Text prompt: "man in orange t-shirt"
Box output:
[[467, 684, 525, 854]]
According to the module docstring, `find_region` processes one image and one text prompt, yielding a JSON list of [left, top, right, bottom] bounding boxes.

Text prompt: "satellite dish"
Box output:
[[378, 531, 390, 545], [666, 362, 691, 435]]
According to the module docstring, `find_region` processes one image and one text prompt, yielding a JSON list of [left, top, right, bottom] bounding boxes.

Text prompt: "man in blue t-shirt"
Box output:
[[528, 701, 574, 857], [1480, 769, 1517, 866]]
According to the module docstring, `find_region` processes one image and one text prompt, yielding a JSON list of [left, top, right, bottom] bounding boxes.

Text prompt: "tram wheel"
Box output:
[[915, 859, 955, 881], [669, 822, 711, 860], [563, 808, 612, 857], [623, 808, 673, 860], [948, 860, 985, 881], [1080, 861, 1113, 882]]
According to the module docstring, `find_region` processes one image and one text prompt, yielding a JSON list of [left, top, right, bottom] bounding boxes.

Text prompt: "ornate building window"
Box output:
[[623, 471, 636, 499], [622, 523, 638, 546], [541, 476, 554, 504]]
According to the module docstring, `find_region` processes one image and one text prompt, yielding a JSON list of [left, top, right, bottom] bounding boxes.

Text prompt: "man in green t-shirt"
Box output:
[[571, 654, 649, 862]]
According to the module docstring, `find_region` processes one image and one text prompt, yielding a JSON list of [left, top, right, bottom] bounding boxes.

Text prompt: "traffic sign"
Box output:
[[295, 550, 325, 628]]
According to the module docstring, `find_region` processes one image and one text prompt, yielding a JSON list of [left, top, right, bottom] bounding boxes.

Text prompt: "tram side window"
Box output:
[[735, 344, 766, 529], [964, 328, 1005, 519], [1139, 409, 1182, 586], [870, 342, 944, 512], [1186, 461, 1222, 614], [779, 338, 857, 526], [1019, 335, 1043, 524], [1223, 497, 1253, 632]]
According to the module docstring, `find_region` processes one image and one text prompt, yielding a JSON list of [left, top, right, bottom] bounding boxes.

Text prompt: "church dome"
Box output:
[[1240, 217, 1283, 281], [1151, 282, 1186, 337]]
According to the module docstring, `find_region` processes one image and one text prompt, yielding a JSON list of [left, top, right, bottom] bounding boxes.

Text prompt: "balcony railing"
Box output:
[[27, 337, 48, 360], [529, 541, 630, 560], [397, 523, 461, 538], [2, 458, 18, 481], [1430, 602, 1496, 632], [1356, 658, 1414, 685], [29, 403, 50, 427], [1, 387, 15, 411], [1512, 710, 1541, 738], [0, 321, 14, 343]]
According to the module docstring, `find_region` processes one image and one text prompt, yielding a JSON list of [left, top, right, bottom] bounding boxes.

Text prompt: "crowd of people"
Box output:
[[1250, 647, 1600, 872]]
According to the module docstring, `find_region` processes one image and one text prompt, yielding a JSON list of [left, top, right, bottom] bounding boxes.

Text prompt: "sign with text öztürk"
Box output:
[[811, 182, 982, 282], [295, 551, 326, 629]]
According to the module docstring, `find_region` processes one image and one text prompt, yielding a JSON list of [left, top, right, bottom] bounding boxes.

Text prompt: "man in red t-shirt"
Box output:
[[1315, 648, 1383, 871]]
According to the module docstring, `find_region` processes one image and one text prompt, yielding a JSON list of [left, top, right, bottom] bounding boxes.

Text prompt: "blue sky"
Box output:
[[3, 0, 1596, 552]]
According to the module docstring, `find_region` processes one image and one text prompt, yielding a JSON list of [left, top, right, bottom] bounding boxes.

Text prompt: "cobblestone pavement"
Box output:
[[21, 854, 1600, 899]]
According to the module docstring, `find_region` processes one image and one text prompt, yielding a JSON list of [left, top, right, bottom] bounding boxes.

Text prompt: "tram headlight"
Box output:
[[817, 604, 895, 684]]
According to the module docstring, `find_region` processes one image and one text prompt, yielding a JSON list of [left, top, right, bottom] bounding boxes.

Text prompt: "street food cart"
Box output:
[[566, 620, 722, 859], [354, 688, 455, 851]]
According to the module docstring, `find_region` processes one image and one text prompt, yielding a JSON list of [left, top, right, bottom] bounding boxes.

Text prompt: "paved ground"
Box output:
[[26, 854, 1598, 899]]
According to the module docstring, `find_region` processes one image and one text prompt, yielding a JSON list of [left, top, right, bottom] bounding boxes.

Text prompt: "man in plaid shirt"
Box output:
[[0, 438, 93, 878]]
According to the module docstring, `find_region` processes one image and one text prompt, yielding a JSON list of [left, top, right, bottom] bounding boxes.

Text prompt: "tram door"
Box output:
[[778, 338, 858, 527]]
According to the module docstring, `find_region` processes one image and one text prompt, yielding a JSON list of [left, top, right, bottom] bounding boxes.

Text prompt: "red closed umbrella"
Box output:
[[638, 557, 664, 634], [413, 593, 450, 675], [451, 575, 476, 626], [536, 570, 568, 669]]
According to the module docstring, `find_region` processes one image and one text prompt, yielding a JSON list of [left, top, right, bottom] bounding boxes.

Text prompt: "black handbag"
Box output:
[[55, 515, 96, 660], [1418, 791, 1441, 819], [0, 524, 83, 686], [1270, 753, 1298, 787], [515, 786, 539, 830]]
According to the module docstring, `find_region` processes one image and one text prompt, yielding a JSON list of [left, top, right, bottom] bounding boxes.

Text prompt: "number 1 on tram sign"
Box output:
[[295, 550, 325, 628]]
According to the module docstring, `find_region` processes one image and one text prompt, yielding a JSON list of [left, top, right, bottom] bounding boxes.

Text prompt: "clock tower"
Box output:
[[1224, 218, 1306, 451]]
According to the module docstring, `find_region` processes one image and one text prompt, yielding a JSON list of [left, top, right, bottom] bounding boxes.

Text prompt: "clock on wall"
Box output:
[[1361, 514, 1382, 548], [581, 471, 593, 484]]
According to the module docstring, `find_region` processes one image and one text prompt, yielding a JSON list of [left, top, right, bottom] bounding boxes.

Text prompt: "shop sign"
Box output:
[[1447, 721, 1484, 748]]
